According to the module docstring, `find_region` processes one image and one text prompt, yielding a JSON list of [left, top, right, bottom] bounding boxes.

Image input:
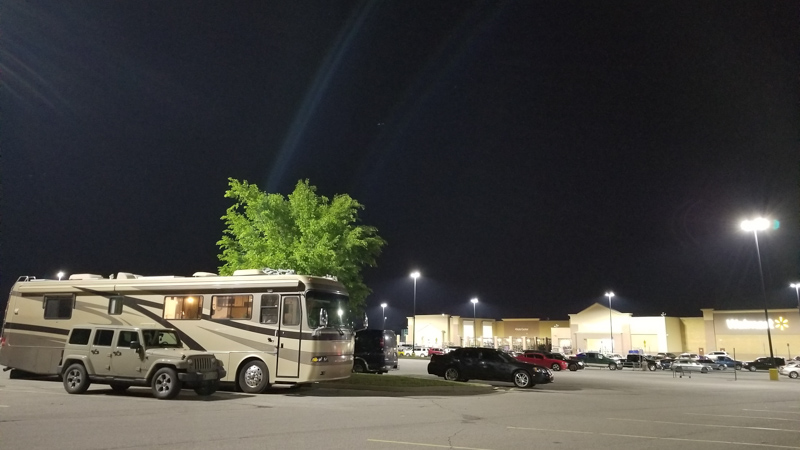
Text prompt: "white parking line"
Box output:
[[686, 412, 799, 422], [508, 426, 800, 448], [607, 417, 800, 432], [367, 439, 491, 450], [744, 409, 800, 415]]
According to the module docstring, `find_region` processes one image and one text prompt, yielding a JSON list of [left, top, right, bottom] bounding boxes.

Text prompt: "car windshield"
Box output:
[[142, 329, 182, 348], [306, 290, 351, 329]]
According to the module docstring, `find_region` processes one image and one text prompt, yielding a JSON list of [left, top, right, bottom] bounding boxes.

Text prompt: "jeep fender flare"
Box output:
[[60, 355, 95, 375]]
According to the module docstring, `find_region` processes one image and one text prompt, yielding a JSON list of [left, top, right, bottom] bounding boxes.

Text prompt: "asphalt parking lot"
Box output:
[[2, 362, 800, 450]]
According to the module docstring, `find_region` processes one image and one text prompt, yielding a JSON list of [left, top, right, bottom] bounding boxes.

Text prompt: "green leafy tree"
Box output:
[[217, 178, 386, 312]]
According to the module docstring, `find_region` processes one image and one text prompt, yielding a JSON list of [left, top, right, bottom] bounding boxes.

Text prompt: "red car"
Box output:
[[516, 351, 568, 371], [427, 348, 444, 356]]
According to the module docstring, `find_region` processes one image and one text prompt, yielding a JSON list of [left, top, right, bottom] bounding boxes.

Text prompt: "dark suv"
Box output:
[[743, 357, 786, 371], [352, 329, 398, 374]]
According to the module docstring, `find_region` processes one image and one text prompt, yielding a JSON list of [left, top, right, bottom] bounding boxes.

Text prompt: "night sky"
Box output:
[[2, 2, 798, 332]]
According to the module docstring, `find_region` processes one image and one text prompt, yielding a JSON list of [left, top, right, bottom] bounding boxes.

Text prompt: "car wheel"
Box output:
[[238, 360, 270, 393], [648, 363, 657, 371], [749, 366, 757, 372], [735, 364, 742, 370], [790, 371, 799, 379], [568, 364, 578, 371], [109, 382, 129, 393], [353, 360, 367, 373], [512, 370, 533, 388], [701, 367, 709, 373], [152, 367, 182, 400], [63, 363, 90, 394], [551, 363, 561, 371], [194, 380, 219, 396], [444, 367, 461, 381], [721, 365, 727, 370], [608, 363, 617, 371]]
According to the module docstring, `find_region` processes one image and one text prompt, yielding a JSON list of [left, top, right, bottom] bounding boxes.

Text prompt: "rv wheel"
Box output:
[[238, 360, 270, 393]]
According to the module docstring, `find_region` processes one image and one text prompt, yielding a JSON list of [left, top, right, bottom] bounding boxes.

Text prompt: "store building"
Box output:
[[403, 305, 800, 361]]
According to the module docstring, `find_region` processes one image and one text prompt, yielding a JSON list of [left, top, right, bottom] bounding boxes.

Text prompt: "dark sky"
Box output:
[[2, 1, 798, 332]]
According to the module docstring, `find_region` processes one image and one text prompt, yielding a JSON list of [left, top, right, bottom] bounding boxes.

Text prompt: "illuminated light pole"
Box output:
[[471, 298, 479, 347], [791, 283, 800, 317], [605, 292, 615, 353], [741, 217, 778, 369], [57, 271, 64, 281], [381, 302, 387, 329], [410, 271, 420, 355]]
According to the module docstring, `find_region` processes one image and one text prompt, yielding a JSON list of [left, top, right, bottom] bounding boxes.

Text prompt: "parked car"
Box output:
[[575, 352, 623, 370], [779, 361, 800, 379], [428, 347, 553, 388], [658, 358, 674, 370], [444, 346, 462, 354], [544, 352, 585, 371], [398, 344, 414, 356], [714, 356, 743, 370], [655, 352, 678, 360], [352, 329, 398, 374], [706, 351, 729, 360], [621, 353, 659, 371], [678, 353, 699, 360], [428, 348, 445, 356], [743, 357, 786, 371], [671, 358, 709, 374], [515, 351, 568, 371], [696, 356, 726, 370]]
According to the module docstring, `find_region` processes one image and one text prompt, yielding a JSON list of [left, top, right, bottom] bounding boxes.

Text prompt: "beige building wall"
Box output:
[[679, 317, 705, 353]]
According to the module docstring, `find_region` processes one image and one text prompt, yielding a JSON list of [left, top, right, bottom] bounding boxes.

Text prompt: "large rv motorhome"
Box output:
[[0, 269, 355, 392]]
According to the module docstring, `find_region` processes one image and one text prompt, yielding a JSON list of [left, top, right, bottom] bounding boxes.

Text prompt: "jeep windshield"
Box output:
[[306, 290, 350, 329], [142, 329, 182, 348]]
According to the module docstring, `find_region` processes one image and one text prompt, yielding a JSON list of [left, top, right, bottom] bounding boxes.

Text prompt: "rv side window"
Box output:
[[260, 294, 279, 324], [93, 329, 114, 346], [68, 328, 92, 345], [108, 296, 124, 315], [43, 295, 74, 319], [163, 295, 203, 320], [211, 295, 253, 320], [282, 296, 301, 326]]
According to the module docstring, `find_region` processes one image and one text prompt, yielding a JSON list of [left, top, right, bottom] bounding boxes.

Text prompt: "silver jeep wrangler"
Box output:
[[58, 325, 225, 399]]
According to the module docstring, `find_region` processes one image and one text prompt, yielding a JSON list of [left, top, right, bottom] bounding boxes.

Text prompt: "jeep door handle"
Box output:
[[91, 349, 99, 354]]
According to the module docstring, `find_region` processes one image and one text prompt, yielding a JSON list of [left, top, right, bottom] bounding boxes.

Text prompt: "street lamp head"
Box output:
[[380, 302, 387, 308], [471, 298, 478, 304], [741, 218, 771, 231], [605, 292, 614, 298], [791, 283, 800, 289], [410, 271, 420, 279], [57, 271, 64, 281]]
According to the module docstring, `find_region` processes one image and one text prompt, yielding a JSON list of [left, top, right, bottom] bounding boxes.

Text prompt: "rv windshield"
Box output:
[[306, 291, 350, 329], [142, 329, 183, 348]]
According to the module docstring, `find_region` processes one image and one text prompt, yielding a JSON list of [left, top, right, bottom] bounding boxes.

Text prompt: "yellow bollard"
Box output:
[[769, 368, 779, 381]]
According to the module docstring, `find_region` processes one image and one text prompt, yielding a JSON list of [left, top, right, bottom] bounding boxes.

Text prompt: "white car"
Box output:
[[706, 351, 729, 360], [671, 358, 709, 374], [779, 361, 800, 379]]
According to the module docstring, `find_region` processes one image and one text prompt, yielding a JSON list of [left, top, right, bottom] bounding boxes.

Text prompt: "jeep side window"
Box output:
[[93, 329, 114, 346], [68, 328, 91, 345], [117, 330, 138, 347]]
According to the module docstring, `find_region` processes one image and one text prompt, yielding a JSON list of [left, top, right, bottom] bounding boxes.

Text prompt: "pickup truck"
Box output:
[[575, 352, 623, 370], [620, 354, 659, 371]]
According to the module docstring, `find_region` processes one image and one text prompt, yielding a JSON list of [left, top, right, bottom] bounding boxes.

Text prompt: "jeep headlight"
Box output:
[[187, 358, 194, 366]]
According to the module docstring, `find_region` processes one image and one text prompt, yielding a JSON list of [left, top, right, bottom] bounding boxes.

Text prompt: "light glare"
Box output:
[[741, 218, 770, 231]]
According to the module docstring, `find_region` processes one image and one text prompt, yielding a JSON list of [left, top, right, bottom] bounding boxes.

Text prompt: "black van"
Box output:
[[353, 329, 398, 374]]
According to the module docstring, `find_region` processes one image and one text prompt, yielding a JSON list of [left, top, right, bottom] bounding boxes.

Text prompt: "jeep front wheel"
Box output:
[[63, 363, 90, 394], [152, 367, 182, 399]]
